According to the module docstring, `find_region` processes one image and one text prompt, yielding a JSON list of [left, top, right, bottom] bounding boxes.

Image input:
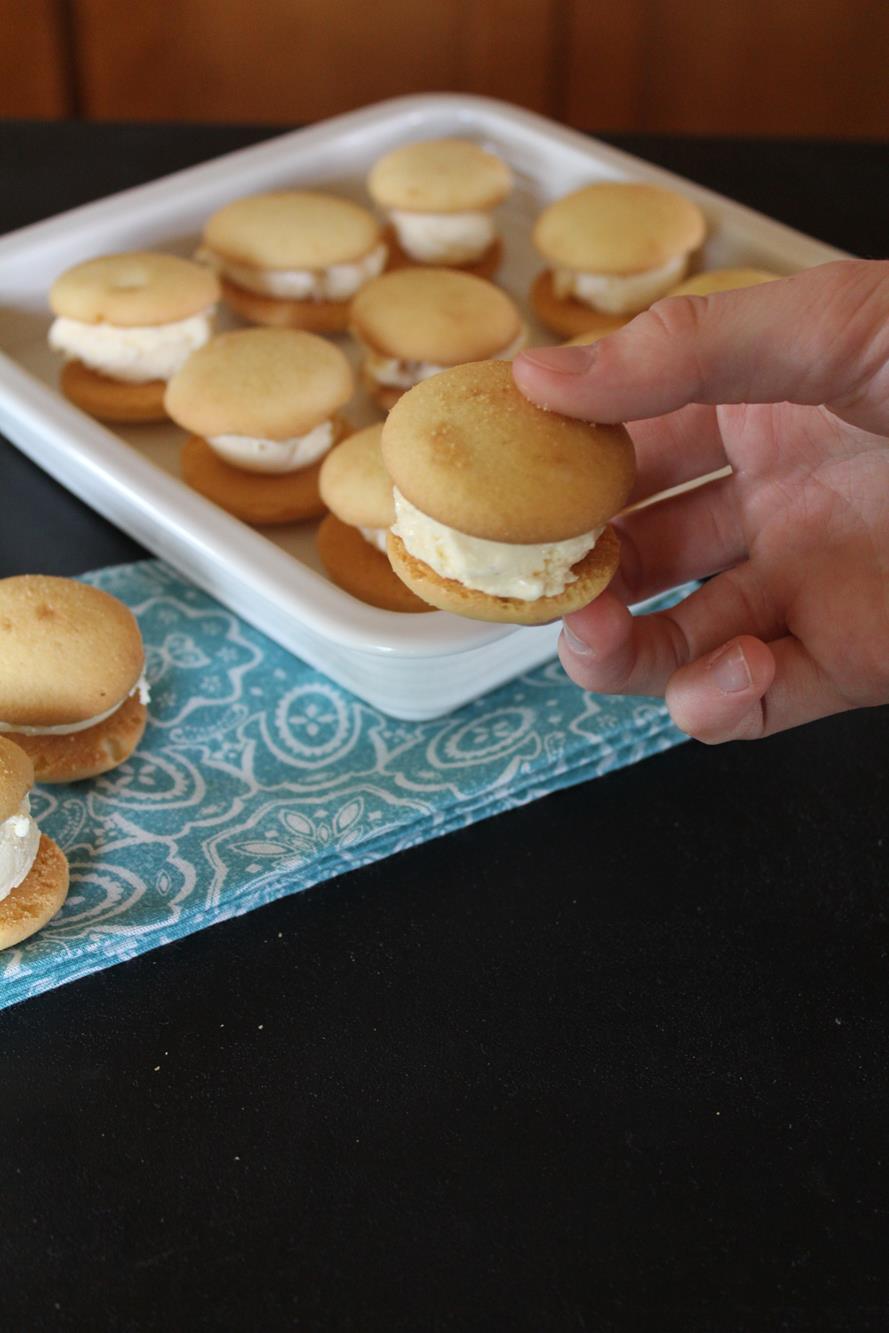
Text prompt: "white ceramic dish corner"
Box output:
[[0, 95, 847, 719]]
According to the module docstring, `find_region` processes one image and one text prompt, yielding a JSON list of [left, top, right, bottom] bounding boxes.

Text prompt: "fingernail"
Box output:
[[707, 641, 752, 694], [561, 623, 594, 658], [517, 345, 596, 375]]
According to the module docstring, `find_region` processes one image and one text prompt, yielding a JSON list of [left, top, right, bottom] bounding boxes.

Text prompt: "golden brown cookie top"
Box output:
[[667, 266, 780, 297], [0, 576, 144, 729], [202, 191, 382, 269], [165, 328, 354, 439], [368, 138, 513, 213], [0, 737, 34, 822], [382, 360, 635, 544], [534, 182, 707, 274], [350, 268, 522, 364], [319, 425, 394, 530], [50, 252, 220, 327]]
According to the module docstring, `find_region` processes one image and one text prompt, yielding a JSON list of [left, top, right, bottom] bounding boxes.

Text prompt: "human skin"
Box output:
[[512, 260, 889, 743]]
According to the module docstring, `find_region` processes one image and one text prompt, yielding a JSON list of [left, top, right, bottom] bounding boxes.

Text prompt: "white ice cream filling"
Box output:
[[552, 253, 688, 315], [198, 242, 387, 303], [0, 674, 151, 737], [392, 490, 603, 601], [364, 326, 526, 391], [0, 796, 41, 903], [358, 526, 390, 553], [48, 311, 214, 383], [389, 209, 496, 264], [208, 420, 334, 475]]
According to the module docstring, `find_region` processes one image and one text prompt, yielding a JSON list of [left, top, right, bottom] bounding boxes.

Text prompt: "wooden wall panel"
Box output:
[[0, 0, 70, 118], [459, 0, 558, 115], [71, 0, 558, 124], [6, 0, 889, 136], [72, 0, 461, 122], [563, 0, 889, 138]]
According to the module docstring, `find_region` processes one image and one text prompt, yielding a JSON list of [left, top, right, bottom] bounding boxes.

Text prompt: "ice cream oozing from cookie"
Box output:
[[368, 138, 512, 279], [382, 360, 636, 625], [48, 252, 220, 423], [166, 327, 354, 526], [531, 182, 706, 337], [198, 191, 386, 334]]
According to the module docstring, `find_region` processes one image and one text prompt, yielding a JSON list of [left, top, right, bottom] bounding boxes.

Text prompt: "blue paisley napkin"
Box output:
[[0, 560, 692, 1010]]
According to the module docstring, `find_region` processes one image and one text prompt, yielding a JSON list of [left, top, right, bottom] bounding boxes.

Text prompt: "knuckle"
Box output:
[[636, 296, 710, 395], [644, 293, 708, 342]]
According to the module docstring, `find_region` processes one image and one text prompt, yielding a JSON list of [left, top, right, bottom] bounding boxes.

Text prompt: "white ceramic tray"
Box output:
[[0, 95, 846, 719]]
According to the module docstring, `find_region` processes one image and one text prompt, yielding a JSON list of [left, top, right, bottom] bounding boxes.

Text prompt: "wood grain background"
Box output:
[[5, 0, 889, 136]]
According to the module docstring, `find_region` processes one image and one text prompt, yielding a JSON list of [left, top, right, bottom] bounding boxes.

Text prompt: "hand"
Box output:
[[513, 260, 889, 743]]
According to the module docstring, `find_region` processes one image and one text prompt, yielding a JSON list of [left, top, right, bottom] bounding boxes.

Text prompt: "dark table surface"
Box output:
[[1, 122, 888, 1333]]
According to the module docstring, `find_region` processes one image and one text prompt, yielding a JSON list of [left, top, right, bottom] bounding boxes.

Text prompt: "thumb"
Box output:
[[513, 259, 889, 433]]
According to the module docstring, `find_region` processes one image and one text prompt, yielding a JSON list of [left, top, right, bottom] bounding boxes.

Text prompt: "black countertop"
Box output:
[[1, 122, 887, 1333]]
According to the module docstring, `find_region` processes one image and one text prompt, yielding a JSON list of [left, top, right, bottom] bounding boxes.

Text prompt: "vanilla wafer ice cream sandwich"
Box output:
[[48, 252, 220, 423], [0, 737, 69, 950], [531, 182, 706, 337], [165, 327, 353, 526], [368, 138, 512, 279], [0, 576, 149, 783], [317, 424, 431, 613], [198, 191, 387, 333], [350, 267, 524, 412], [382, 360, 635, 625]]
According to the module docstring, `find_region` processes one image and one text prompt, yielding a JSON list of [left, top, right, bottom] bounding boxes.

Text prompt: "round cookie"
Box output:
[[381, 361, 635, 625], [59, 361, 168, 423], [533, 182, 706, 275], [351, 268, 523, 410], [50, 252, 219, 328], [0, 575, 148, 783], [0, 736, 69, 950], [382, 361, 634, 543], [352, 268, 521, 365], [387, 525, 621, 625], [317, 425, 432, 613], [381, 226, 503, 282], [368, 139, 513, 214], [318, 516, 432, 613], [201, 191, 384, 333], [318, 424, 394, 530], [181, 433, 334, 526], [0, 576, 144, 729], [532, 182, 706, 336], [532, 272, 632, 341], [203, 192, 382, 270], [50, 251, 219, 422], [165, 328, 353, 441], [668, 266, 780, 297], [166, 328, 353, 524]]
